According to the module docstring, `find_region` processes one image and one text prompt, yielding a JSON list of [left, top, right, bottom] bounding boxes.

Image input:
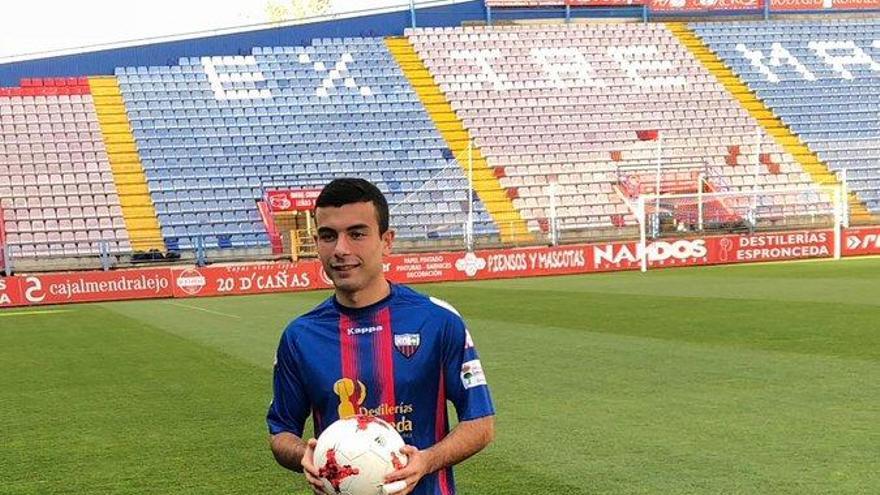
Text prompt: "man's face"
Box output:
[[314, 201, 394, 294]]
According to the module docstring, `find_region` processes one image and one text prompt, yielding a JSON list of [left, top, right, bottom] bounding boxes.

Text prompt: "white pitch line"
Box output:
[[696, 253, 880, 270], [167, 302, 242, 319], [0, 309, 72, 317]]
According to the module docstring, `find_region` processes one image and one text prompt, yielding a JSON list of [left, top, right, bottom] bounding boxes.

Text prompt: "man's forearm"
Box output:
[[423, 415, 495, 474], [270, 432, 308, 472]]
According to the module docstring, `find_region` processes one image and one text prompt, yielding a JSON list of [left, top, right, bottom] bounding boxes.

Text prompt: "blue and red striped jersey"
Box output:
[[267, 283, 495, 495]]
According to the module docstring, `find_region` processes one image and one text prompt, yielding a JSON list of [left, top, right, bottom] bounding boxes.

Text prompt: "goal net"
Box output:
[[633, 184, 846, 271]]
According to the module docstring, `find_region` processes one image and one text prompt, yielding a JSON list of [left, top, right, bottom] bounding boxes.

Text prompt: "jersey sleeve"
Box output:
[[266, 325, 311, 437], [442, 312, 495, 422]]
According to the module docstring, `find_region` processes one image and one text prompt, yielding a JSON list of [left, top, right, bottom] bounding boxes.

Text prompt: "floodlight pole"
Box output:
[[638, 195, 647, 273], [654, 135, 662, 221], [466, 139, 474, 252], [548, 181, 558, 246], [834, 185, 842, 260], [697, 172, 704, 231], [840, 168, 850, 228], [751, 127, 761, 227]]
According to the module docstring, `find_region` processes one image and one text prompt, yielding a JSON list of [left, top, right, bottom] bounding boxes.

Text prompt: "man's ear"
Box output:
[[382, 229, 395, 256]]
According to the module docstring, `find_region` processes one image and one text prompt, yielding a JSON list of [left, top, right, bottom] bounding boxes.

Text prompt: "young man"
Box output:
[[267, 178, 495, 495]]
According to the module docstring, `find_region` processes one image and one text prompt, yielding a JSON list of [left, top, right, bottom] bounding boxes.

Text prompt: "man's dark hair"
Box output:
[[315, 178, 390, 233]]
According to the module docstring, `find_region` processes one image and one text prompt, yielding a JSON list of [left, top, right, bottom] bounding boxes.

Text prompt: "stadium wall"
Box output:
[[8, 0, 880, 86], [1, 226, 879, 307], [0, 0, 486, 86]]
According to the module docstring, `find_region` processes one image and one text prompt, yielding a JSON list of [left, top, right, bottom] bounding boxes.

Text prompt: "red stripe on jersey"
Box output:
[[339, 313, 359, 402], [436, 366, 451, 495], [373, 307, 397, 424]]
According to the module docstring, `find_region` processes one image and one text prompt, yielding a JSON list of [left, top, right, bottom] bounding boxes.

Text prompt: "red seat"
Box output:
[[636, 129, 659, 141]]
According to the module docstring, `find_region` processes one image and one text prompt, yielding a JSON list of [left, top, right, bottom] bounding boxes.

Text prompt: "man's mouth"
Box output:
[[331, 263, 360, 272]]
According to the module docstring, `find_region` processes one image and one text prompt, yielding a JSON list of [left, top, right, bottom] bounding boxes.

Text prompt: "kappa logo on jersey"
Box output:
[[394, 333, 420, 358], [460, 359, 487, 389], [346, 325, 383, 336]]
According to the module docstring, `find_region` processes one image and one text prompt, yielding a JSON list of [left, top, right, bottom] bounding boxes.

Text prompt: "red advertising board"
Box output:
[[650, 0, 762, 11], [565, 0, 633, 5], [265, 189, 322, 213], [392, 230, 832, 281], [0, 276, 24, 308], [0, 226, 874, 309], [16, 268, 174, 306], [768, 0, 823, 8], [505, 0, 876, 10], [832, 0, 880, 8], [383, 244, 592, 284], [564, 0, 763, 10], [843, 226, 880, 256], [770, 0, 880, 9], [0, 203, 6, 275], [170, 262, 329, 298], [591, 230, 833, 271]]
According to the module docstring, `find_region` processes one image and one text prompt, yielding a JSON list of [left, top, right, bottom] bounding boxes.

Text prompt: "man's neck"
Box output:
[[336, 279, 391, 309]]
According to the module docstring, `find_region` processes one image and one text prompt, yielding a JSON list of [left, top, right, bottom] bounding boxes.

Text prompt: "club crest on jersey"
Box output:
[[394, 333, 421, 358]]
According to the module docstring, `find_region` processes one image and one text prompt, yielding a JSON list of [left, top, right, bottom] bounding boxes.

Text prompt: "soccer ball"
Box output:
[[313, 415, 409, 495]]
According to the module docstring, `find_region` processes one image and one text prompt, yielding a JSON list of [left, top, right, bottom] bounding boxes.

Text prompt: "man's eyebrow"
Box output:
[[316, 224, 370, 233]]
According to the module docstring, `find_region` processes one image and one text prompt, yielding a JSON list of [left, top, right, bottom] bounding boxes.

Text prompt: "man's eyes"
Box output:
[[319, 231, 366, 241]]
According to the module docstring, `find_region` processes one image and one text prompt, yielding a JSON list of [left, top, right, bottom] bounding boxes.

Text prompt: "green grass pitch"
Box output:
[[2, 258, 880, 494]]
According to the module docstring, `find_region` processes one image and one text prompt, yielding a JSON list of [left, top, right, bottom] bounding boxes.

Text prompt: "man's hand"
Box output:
[[383, 445, 434, 495], [300, 439, 325, 495], [382, 416, 494, 494]]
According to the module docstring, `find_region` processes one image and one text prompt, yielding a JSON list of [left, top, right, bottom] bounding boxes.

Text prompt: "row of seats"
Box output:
[[693, 20, 880, 212], [0, 88, 131, 258], [409, 23, 828, 233], [117, 37, 498, 249]]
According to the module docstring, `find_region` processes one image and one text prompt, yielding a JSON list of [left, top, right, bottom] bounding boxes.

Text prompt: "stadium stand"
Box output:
[[2, 22, 863, 263], [0, 78, 132, 259], [405, 23, 830, 234], [692, 20, 880, 214], [116, 37, 498, 251]]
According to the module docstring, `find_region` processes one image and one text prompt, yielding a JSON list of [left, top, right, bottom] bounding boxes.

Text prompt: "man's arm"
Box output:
[[269, 432, 308, 472], [270, 433, 324, 494], [422, 415, 495, 473], [384, 415, 495, 494]]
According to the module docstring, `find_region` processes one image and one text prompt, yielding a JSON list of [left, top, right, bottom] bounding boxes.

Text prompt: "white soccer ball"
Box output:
[[313, 415, 409, 495]]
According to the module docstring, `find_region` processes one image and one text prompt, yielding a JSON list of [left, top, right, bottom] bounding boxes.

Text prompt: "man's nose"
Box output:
[[333, 234, 352, 256]]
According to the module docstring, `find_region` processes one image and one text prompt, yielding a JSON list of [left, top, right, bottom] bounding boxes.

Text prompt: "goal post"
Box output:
[[636, 184, 846, 272], [0, 202, 8, 275]]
